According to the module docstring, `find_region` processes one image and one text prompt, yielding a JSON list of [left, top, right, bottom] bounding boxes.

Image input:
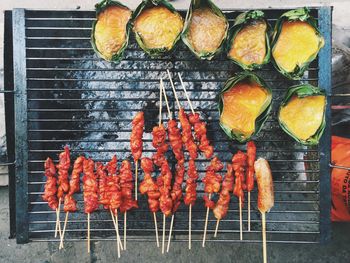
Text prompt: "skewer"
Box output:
[[239, 196, 243, 241], [59, 212, 69, 249], [135, 162, 138, 201], [160, 79, 172, 120], [166, 69, 181, 109], [166, 214, 174, 253], [55, 198, 62, 238], [124, 212, 127, 250], [162, 214, 166, 254], [153, 212, 160, 247], [159, 79, 163, 126], [188, 204, 192, 250], [178, 73, 195, 114], [87, 213, 90, 253], [161, 78, 175, 253], [110, 209, 124, 251], [202, 193, 212, 247], [214, 219, 220, 238], [262, 212, 267, 263], [248, 192, 251, 231], [115, 210, 122, 258]]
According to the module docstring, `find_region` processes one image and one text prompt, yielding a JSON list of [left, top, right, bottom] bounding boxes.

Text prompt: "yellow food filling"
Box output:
[[94, 5, 132, 60], [134, 6, 183, 50], [279, 95, 325, 141], [220, 81, 269, 137], [272, 21, 321, 72], [188, 8, 227, 53], [229, 20, 267, 66]]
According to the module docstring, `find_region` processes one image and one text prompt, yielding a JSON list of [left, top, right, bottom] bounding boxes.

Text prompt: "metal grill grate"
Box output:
[[7, 7, 332, 244]]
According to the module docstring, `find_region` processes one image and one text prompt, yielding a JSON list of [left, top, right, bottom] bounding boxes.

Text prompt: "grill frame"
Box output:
[[5, 7, 332, 244]]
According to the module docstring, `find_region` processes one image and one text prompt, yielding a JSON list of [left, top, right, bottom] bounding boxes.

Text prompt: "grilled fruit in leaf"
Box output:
[[91, 0, 132, 62], [132, 0, 184, 58], [182, 0, 229, 60], [219, 72, 272, 143], [278, 84, 326, 145], [227, 10, 270, 70], [271, 7, 324, 79]]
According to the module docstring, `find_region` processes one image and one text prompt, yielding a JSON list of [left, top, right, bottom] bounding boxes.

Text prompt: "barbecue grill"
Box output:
[[1, 7, 332, 245]]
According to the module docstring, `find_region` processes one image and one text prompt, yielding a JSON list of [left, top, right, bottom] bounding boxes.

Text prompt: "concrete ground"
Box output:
[[0, 186, 349, 262], [1, 0, 350, 262]]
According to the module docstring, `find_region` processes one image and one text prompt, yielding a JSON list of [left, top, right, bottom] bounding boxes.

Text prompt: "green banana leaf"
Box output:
[[181, 0, 229, 60], [218, 72, 272, 143], [226, 10, 271, 71], [278, 84, 326, 145], [271, 7, 324, 80], [91, 0, 132, 62], [132, 0, 183, 58]]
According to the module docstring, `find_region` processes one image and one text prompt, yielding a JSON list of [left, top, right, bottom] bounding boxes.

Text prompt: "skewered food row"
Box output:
[[42, 142, 273, 260], [92, 3, 323, 79], [42, 147, 137, 255]]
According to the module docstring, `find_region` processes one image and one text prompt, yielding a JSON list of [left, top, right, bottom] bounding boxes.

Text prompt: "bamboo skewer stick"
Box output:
[[87, 213, 90, 253], [115, 210, 122, 258], [160, 79, 172, 120], [248, 192, 251, 232], [153, 212, 160, 247], [202, 193, 212, 247], [178, 73, 195, 114], [110, 209, 123, 252], [55, 198, 62, 238], [239, 196, 243, 241], [161, 80, 176, 253], [54, 208, 59, 237], [188, 205, 192, 250], [59, 212, 69, 249], [262, 212, 267, 263], [124, 212, 127, 250], [166, 214, 174, 253], [135, 162, 138, 201], [166, 69, 181, 109], [159, 79, 163, 127], [214, 219, 220, 238], [162, 214, 166, 254]]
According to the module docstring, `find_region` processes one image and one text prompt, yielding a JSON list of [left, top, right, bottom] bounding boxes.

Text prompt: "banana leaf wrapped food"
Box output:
[[182, 0, 229, 60], [219, 72, 272, 143], [278, 84, 326, 145], [91, 0, 132, 62], [132, 0, 184, 58], [227, 10, 270, 70], [271, 7, 324, 79]]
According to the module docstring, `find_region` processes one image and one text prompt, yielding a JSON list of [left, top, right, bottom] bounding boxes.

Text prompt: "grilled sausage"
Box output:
[[254, 158, 274, 213]]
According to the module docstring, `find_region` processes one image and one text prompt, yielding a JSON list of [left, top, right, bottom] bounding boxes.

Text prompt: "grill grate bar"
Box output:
[[26, 78, 319, 83]]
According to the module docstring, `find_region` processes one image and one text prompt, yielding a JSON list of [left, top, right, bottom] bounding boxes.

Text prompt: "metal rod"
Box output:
[[329, 163, 350, 170]]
